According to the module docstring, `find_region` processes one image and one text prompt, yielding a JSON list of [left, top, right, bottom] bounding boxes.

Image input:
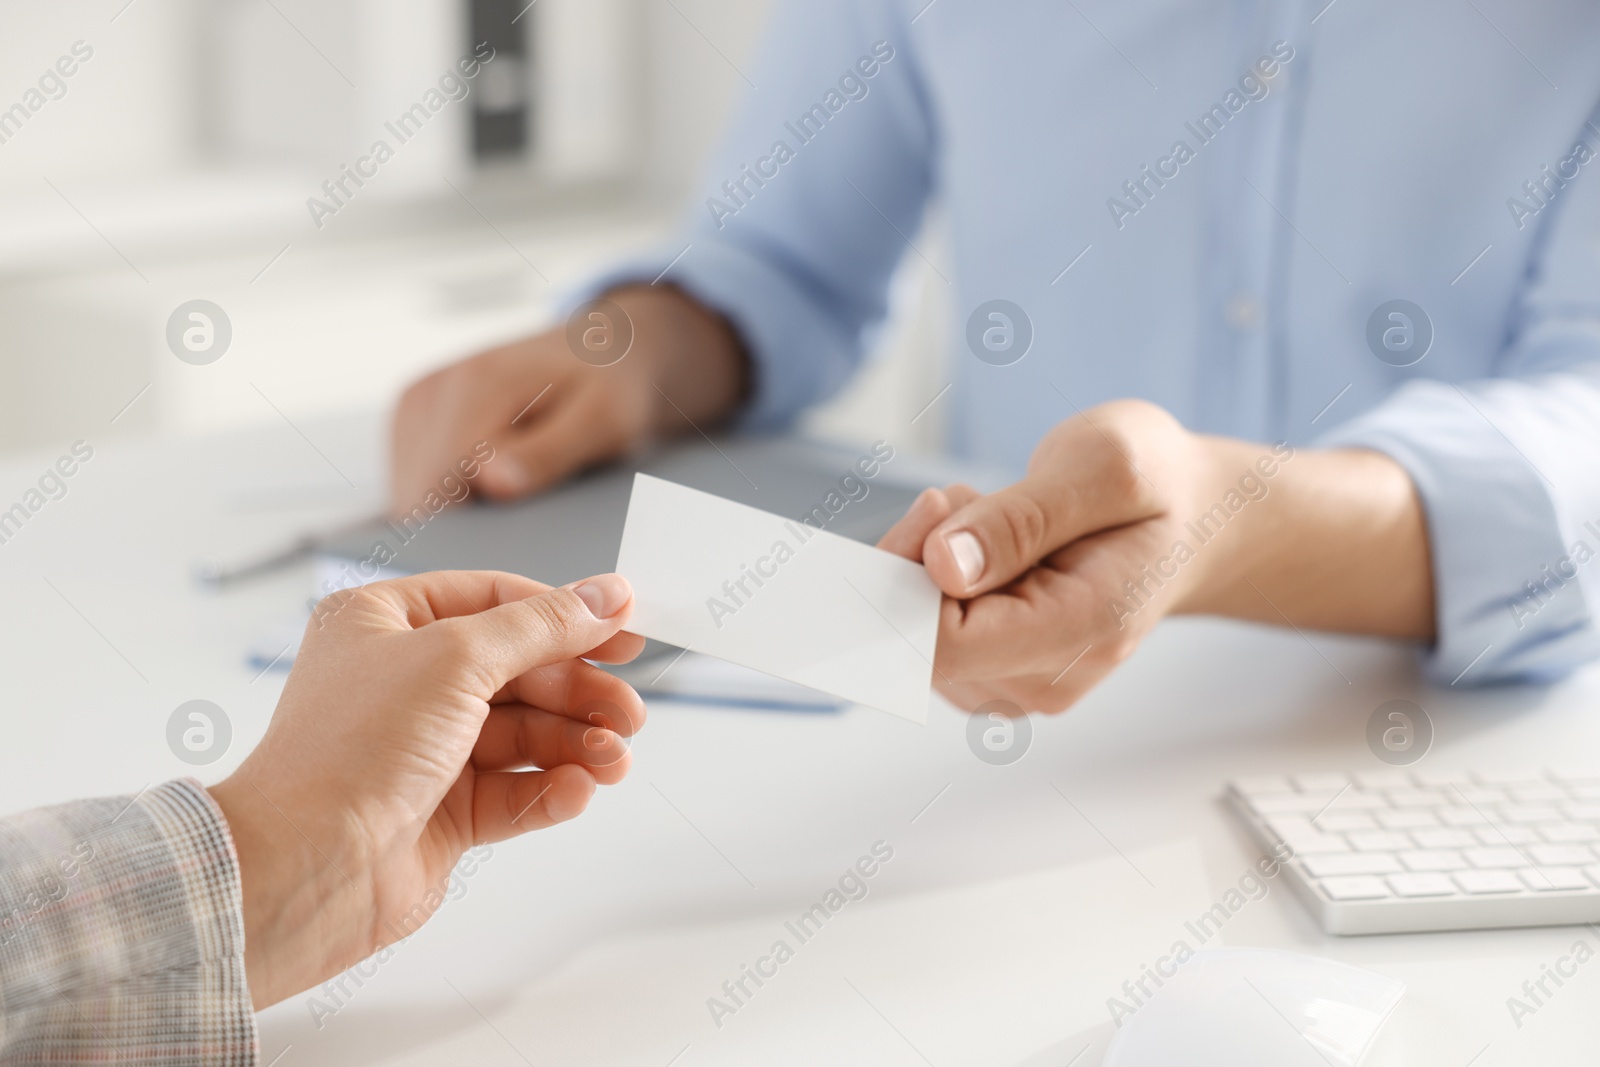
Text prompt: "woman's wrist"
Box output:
[[209, 773, 372, 1009]]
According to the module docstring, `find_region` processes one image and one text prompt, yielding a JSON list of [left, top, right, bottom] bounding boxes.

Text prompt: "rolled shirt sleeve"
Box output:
[[571, 0, 937, 430], [1320, 140, 1600, 686], [0, 779, 256, 1065], [1320, 361, 1600, 684]]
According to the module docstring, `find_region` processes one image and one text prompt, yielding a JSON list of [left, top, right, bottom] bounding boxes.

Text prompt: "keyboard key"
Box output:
[[1387, 873, 1457, 897], [1355, 771, 1414, 790], [1503, 806, 1562, 824], [1264, 815, 1316, 840], [1540, 822, 1600, 843], [1474, 770, 1546, 786], [1453, 870, 1524, 894], [1451, 787, 1508, 806], [1304, 853, 1403, 877], [1316, 813, 1376, 832], [1398, 849, 1468, 872], [1528, 845, 1596, 867], [1326, 791, 1388, 811], [1583, 865, 1600, 889], [1439, 807, 1490, 827], [1282, 833, 1351, 855], [1388, 788, 1448, 809], [1376, 811, 1439, 830], [1547, 767, 1600, 785], [1349, 831, 1412, 852], [1561, 802, 1600, 821], [1519, 867, 1591, 892], [1234, 776, 1294, 797], [1319, 876, 1391, 901], [1510, 784, 1568, 803], [1411, 828, 1477, 849], [1466, 847, 1527, 869], [1474, 825, 1538, 845], [1571, 785, 1600, 801], [1411, 768, 1468, 788], [1252, 793, 1339, 814], [1293, 773, 1351, 792]]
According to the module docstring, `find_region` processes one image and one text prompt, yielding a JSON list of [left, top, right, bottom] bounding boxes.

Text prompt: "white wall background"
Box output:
[[0, 0, 949, 462]]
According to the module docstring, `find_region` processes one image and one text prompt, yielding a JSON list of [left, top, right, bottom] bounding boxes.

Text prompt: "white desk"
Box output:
[[0, 412, 1594, 1065]]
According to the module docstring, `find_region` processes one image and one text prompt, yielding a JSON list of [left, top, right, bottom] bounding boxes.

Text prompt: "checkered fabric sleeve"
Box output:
[[0, 779, 257, 1064]]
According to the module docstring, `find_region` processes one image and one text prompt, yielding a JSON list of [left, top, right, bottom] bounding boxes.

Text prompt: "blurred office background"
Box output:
[[0, 0, 949, 472]]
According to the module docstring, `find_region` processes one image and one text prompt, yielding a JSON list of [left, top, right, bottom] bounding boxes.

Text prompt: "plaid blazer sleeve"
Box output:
[[0, 779, 256, 1065]]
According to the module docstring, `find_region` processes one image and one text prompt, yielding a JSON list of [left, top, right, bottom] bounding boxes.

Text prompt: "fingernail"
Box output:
[[573, 573, 631, 618], [944, 530, 985, 589]]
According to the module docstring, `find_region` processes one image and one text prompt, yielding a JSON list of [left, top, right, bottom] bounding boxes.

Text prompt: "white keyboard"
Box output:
[[1226, 770, 1600, 934]]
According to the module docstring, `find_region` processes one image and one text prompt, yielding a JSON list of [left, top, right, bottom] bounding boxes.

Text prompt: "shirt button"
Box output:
[[1225, 292, 1263, 330]]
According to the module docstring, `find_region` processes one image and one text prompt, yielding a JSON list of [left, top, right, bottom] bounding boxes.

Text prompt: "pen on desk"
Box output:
[[194, 512, 384, 587]]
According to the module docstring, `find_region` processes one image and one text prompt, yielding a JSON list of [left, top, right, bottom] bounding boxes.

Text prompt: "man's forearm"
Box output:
[[1180, 441, 1437, 641]]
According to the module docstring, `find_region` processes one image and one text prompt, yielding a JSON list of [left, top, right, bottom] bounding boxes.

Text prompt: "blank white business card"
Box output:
[[614, 474, 941, 722]]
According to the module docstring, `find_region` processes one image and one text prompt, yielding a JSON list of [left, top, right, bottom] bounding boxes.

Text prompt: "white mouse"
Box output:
[[1102, 948, 1404, 1067]]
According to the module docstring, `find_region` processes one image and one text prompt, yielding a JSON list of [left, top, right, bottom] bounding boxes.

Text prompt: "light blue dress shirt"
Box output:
[[589, 0, 1600, 686]]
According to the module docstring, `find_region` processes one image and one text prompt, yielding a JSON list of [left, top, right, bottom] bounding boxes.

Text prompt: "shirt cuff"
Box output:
[[1319, 379, 1599, 685], [0, 779, 257, 1065], [567, 238, 862, 431]]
